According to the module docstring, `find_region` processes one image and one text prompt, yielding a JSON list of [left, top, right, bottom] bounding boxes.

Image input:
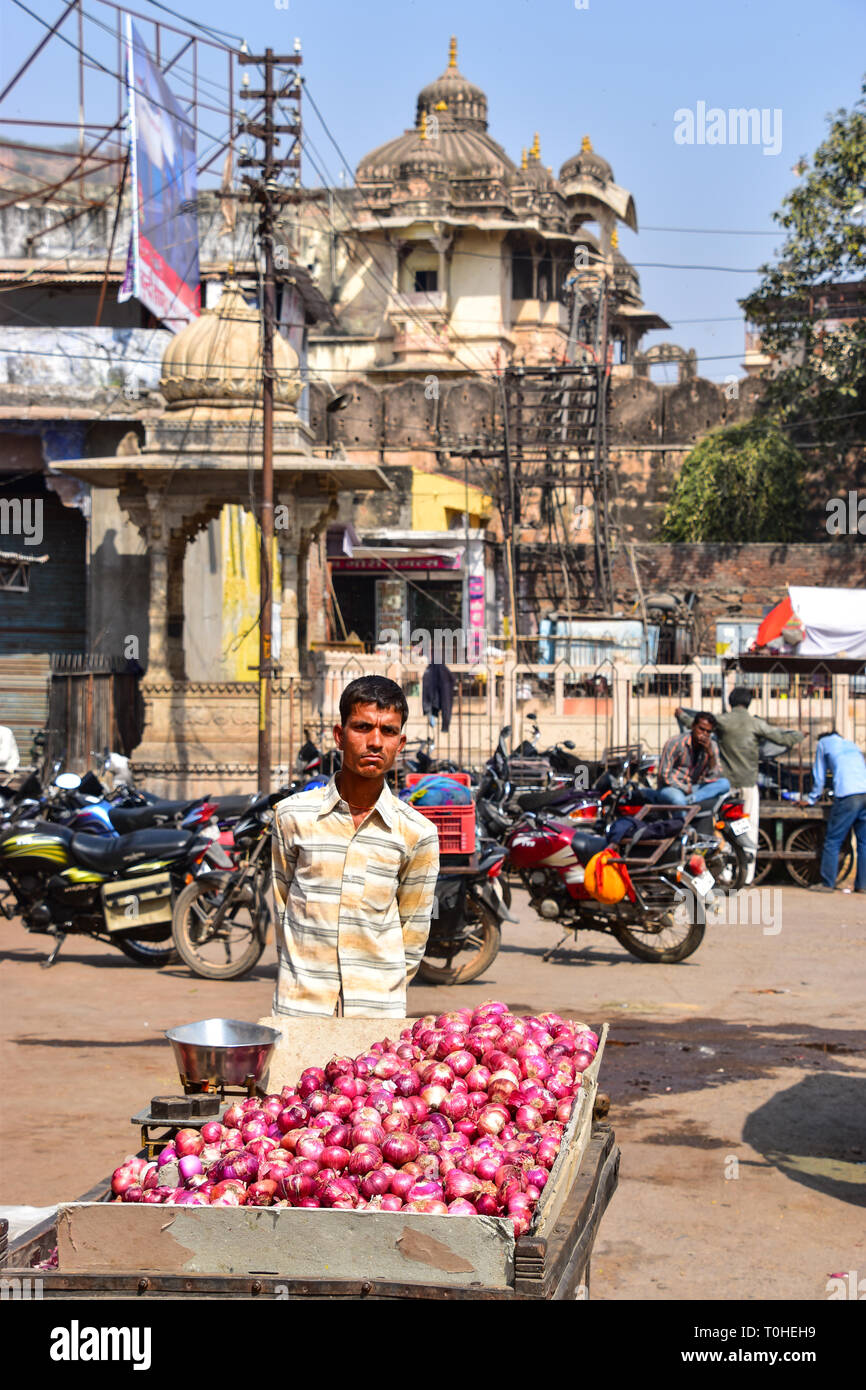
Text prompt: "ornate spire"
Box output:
[[581, 134, 593, 153], [530, 132, 541, 159], [610, 226, 619, 249], [521, 146, 528, 169], [448, 35, 457, 68]]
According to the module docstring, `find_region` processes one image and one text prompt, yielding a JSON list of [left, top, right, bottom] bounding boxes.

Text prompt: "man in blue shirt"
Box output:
[[804, 731, 866, 892]]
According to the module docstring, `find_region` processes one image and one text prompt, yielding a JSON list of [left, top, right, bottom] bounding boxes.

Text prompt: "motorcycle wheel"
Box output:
[[172, 877, 267, 981], [116, 935, 177, 967], [613, 911, 705, 964], [709, 837, 747, 892], [416, 900, 501, 986]]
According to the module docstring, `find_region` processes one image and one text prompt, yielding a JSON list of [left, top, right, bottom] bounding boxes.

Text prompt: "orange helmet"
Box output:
[[584, 848, 630, 904]]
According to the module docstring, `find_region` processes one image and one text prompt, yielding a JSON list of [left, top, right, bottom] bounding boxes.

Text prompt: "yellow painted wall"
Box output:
[[221, 506, 278, 682], [411, 469, 492, 532]]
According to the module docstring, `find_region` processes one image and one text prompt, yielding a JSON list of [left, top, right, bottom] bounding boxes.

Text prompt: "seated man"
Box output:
[[655, 712, 731, 807]]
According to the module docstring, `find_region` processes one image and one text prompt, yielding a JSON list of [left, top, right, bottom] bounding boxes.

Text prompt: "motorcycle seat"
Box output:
[[71, 828, 193, 873], [517, 786, 576, 811], [210, 794, 259, 819], [109, 799, 201, 834], [570, 829, 608, 863]]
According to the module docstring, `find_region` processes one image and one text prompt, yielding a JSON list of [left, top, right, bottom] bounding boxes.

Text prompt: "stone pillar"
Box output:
[[167, 530, 187, 680], [145, 493, 171, 680], [278, 536, 300, 677]]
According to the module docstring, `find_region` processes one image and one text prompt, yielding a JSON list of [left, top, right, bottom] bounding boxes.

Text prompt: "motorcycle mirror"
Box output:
[[563, 740, 576, 749], [54, 772, 82, 791]]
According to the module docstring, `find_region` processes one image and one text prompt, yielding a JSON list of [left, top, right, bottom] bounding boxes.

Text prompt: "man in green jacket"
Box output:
[[677, 688, 804, 883]]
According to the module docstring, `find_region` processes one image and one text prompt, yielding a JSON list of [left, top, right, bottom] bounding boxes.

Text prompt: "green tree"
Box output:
[[740, 81, 866, 454], [660, 420, 807, 542]]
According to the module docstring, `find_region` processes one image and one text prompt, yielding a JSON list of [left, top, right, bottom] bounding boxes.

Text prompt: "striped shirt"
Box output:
[[658, 730, 723, 795], [271, 776, 440, 1018]]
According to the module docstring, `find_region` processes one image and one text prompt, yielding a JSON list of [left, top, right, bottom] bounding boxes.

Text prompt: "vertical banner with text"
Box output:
[[119, 18, 200, 328]]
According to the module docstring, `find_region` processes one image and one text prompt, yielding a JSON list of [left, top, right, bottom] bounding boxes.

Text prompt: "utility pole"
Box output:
[[238, 44, 302, 791]]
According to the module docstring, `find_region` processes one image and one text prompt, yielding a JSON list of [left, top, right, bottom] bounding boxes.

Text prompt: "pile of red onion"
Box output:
[[111, 1004, 598, 1238]]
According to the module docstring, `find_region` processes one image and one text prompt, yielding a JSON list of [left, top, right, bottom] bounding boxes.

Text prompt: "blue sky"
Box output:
[[2, 0, 864, 380]]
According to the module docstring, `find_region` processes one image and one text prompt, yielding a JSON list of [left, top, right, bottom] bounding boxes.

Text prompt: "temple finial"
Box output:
[[448, 36, 457, 68], [610, 226, 619, 250], [530, 132, 541, 159], [521, 147, 528, 170], [581, 134, 592, 153]]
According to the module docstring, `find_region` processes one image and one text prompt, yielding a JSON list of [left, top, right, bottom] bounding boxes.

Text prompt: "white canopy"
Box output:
[[789, 585, 866, 659]]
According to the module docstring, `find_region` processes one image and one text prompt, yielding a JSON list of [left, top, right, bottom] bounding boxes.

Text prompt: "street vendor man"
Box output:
[[271, 675, 440, 1017], [654, 713, 731, 807]]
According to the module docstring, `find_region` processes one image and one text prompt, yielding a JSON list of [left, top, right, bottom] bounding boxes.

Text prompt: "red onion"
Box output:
[[381, 1113, 409, 1135], [443, 1170, 481, 1201], [390, 1171, 416, 1200], [486, 1050, 520, 1077], [296, 1135, 325, 1162], [175, 1128, 204, 1158], [447, 1199, 477, 1215], [360, 1170, 392, 1198], [556, 1100, 574, 1123], [381, 1133, 419, 1166], [306, 1090, 331, 1116], [241, 1118, 268, 1142], [420, 1084, 449, 1110], [298, 1067, 327, 1098], [348, 1144, 382, 1176], [320, 1145, 350, 1171], [537, 1138, 560, 1169], [407, 1180, 444, 1202], [416, 1152, 440, 1179], [573, 1050, 595, 1072], [200, 1121, 224, 1145], [351, 1122, 385, 1148], [373, 1053, 401, 1079], [477, 1104, 509, 1136], [393, 1070, 421, 1097], [223, 1102, 245, 1129], [178, 1154, 203, 1183], [405, 1198, 449, 1214], [157, 1145, 177, 1167], [246, 1136, 278, 1159], [381, 1194, 403, 1211], [223, 1128, 243, 1151], [515, 1105, 543, 1133], [474, 1154, 500, 1181], [439, 1091, 469, 1122], [323, 1123, 352, 1148], [278, 1100, 308, 1134], [246, 1179, 278, 1206], [325, 1056, 355, 1083]]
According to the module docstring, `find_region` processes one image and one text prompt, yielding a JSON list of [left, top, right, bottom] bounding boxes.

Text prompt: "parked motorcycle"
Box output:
[[505, 783, 719, 963], [0, 816, 214, 967], [417, 840, 516, 986], [171, 792, 284, 980]]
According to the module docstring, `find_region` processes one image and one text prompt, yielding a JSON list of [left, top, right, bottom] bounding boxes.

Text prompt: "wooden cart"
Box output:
[[2, 1018, 619, 1301], [751, 800, 855, 887]]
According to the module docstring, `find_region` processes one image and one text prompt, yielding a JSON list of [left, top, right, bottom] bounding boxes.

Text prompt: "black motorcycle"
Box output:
[[0, 817, 214, 967]]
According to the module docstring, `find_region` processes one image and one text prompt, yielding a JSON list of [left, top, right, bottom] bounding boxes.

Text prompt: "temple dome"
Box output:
[[357, 38, 518, 185], [160, 281, 302, 410], [559, 135, 614, 186], [416, 36, 488, 132]]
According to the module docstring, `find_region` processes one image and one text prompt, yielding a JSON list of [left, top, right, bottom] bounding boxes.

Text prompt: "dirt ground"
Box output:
[[1, 881, 863, 1301]]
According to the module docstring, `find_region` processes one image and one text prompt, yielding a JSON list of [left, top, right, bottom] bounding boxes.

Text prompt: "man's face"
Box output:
[[692, 719, 714, 750], [334, 702, 406, 779]]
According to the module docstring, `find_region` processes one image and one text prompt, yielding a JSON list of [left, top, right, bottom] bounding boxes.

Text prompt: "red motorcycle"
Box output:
[[505, 795, 718, 964]]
